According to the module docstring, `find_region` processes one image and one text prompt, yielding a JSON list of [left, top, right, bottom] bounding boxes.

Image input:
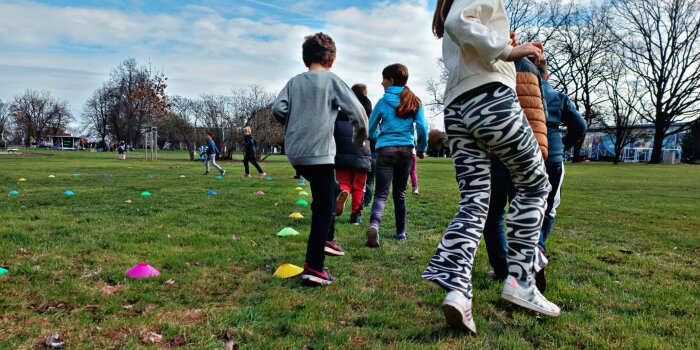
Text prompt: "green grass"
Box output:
[[1, 150, 698, 349]]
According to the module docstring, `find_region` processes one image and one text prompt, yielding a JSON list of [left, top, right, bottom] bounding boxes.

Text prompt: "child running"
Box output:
[[334, 84, 373, 225], [422, 0, 559, 334], [365, 63, 428, 247], [272, 32, 368, 286], [203, 132, 226, 176], [242, 126, 266, 178]]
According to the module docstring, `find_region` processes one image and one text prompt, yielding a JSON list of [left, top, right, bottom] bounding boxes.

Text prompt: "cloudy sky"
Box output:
[[0, 0, 446, 129]]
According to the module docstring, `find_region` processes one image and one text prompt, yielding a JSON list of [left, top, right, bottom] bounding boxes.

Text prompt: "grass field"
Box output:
[[1, 150, 698, 349]]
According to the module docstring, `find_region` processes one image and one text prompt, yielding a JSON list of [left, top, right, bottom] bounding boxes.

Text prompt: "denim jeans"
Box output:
[[482, 158, 516, 280], [293, 164, 336, 271], [369, 146, 413, 233]]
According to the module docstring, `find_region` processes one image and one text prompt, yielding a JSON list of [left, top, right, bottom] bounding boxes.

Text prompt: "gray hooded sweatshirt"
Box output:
[[272, 70, 368, 166]]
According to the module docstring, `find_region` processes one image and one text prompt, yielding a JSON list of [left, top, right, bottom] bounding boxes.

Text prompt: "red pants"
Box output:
[[336, 168, 368, 214]]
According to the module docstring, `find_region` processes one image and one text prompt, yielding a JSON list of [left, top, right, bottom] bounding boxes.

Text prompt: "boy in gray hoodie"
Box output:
[[272, 32, 368, 286]]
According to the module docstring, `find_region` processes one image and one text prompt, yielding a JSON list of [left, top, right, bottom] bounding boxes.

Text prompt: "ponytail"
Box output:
[[397, 86, 421, 119]]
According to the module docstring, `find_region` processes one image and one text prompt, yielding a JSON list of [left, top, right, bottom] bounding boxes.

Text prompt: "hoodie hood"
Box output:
[[383, 86, 403, 108]]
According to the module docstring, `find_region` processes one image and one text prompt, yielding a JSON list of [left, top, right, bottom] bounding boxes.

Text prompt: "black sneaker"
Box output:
[[350, 213, 362, 225], [324, 241, 345, 256], [335, 190, 349, 216], [220, 169, 226, 176], [301, 263, 335, 286], [202, 172, 209, 175]]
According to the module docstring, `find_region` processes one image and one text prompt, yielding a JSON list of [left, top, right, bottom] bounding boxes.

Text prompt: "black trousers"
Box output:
[[243, 154, 264, 174], [294, 164, 336, 270]]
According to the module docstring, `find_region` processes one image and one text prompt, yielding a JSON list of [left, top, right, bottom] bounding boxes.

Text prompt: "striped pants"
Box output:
[[423, 84, 550, 299]]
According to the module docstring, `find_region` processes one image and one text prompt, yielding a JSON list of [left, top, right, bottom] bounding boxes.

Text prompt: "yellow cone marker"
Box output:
[[273, 263, 304, 278], [289, 212, 304, 219]]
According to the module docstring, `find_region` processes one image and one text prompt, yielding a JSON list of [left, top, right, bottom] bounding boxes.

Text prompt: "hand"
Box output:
[[357, 140, 366, 149], [417, 152, 425, 159], [507, 42, 544, 64], [509, 32, 519, 47]]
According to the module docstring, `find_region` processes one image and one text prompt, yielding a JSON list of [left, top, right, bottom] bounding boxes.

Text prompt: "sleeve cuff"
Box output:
[[497, 45, 513, 61]]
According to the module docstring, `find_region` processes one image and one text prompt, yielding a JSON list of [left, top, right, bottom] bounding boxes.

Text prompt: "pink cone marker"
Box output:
[[255, 191, 265, 195], [126, 263, 161, 278]]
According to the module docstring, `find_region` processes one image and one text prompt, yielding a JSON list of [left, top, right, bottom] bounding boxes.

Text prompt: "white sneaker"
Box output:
[[441, 290, 477, 334], [412, 187, 419, 195], [501, 275, 560, 316]]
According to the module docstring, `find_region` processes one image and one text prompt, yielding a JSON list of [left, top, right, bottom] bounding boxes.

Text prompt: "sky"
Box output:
[[0, 0, 446, 130]]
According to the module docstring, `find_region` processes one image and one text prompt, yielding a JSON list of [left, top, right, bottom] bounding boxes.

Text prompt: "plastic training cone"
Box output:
[[106, 173, 113, 177], [255, 191, 265, 195], [277, 227, 300, 237], [273, 263, 303, 278], [18, 178, 26, 182], [295, 199, 309, 205], [126, 263, 160, 278], [9, 190, 19, 196], [141, 191, 152, 197], [208, 191, 217, 195], [289, 212, 304, 219], [299, 191, 309, 196], [0, 267, 8, 276], [179, 175, 186, 178], [295, 187, 303, 191], [72, 173, 78, 177], [265, 177, 273, 181], [215, 175, 223, 179], [64, 190, 75, 196], [48, 175, 55, 178]]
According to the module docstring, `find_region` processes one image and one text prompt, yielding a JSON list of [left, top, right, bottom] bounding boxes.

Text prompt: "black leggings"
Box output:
[[243, 154, 263, 174]]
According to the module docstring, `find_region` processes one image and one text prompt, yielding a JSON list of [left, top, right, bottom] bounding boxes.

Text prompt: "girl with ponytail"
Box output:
[[364, 63, 429, 247], [422, 0, 560, 334]]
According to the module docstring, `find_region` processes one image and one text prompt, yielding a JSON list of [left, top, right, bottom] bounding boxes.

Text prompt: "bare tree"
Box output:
[[0, 99, 10, 144], [425, 59, 448, 118], [610, 0, 700, 163], [195, 94, 234, 158], [506, 0, 574, 44], [248, 105, 285, 159], [11, 90, 72, 147], [597, 60, 647, 164], [547, 3, 612, 161], [164, 96, 202, 160]]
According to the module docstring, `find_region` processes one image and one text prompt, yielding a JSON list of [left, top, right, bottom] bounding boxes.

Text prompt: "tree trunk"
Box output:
[[649, 126, 665, 164]]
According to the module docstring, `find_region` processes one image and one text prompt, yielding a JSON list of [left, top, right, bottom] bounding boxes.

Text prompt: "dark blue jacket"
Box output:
[[335, 114, 372, 172], [206, 139, 219, 155], [244, 135, 257, 157], [541, 81, 587, 163]]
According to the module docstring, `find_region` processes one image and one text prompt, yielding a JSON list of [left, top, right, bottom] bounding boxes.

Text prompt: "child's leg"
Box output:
[[210, 155, 224, 172], [297, 164, 336, 271], [350, 170, 367, 214], [410, 154, 418, 188], [363, 158, 377, 207], [243, 156, 250, 175], [422, 115, 490, 298], [205, 155, 211, 173], [251, 158, 264, 174], [482, 159, 512, 280], [335, 168, 352, 194], [392, 150, 413, 233], [369, 149, 395, 228]]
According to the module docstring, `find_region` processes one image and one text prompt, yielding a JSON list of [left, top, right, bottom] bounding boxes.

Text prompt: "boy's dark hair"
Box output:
[[302, 32, 336, 68], [351, 84, 367, 96], [206, 132, 213, 137]]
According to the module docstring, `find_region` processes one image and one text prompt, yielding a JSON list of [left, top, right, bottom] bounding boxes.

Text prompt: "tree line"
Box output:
[[427, 0, 700, 164]]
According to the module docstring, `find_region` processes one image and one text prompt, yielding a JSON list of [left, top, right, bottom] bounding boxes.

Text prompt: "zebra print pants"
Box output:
[[423, 84, 551, 299]]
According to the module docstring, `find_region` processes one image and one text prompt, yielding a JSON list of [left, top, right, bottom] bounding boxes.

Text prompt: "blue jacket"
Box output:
[[206, 139, 219, 155], [542, 81, 587, 163], [368, 86, 428, 152]]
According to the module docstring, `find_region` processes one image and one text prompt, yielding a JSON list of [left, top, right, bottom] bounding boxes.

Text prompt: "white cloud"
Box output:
[[0, 0, 444, 129]]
